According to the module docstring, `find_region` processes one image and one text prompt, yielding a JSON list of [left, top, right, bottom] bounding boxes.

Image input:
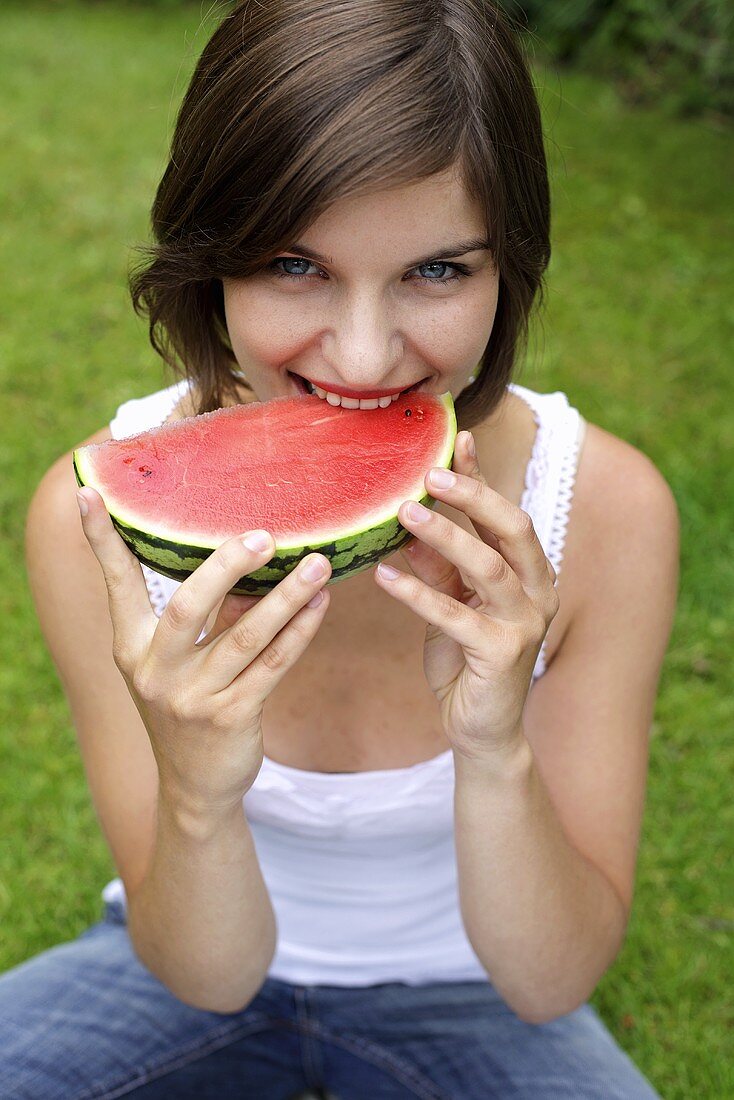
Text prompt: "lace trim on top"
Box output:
[[509, 383, 586, 678], [548, 414, 586, 572]]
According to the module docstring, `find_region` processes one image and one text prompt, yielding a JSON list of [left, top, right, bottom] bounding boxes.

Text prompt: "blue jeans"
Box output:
[[0, 899, 660, 1099]]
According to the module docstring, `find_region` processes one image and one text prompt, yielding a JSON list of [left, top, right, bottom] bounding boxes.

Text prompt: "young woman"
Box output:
[[4, 2, 678, 1096]]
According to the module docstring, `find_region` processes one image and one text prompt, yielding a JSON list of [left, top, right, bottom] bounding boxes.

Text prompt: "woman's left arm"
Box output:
[[375, 426, 679, 1024]]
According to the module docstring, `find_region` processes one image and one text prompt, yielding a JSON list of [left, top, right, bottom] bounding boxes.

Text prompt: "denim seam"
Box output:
[[74, 1012, 283, 1100], [294, 987, 324, 1089], [303, 1019, 448, 1100]]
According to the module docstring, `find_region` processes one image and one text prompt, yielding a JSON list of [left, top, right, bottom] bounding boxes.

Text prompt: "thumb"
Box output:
[[77, 485, 158, 646]]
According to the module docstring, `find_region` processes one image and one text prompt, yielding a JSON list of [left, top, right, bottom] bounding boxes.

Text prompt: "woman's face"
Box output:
[[221, 166, 499, 406]]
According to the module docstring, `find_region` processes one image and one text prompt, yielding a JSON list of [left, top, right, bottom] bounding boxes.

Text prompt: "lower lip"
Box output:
[[287, 373, 427, 399]]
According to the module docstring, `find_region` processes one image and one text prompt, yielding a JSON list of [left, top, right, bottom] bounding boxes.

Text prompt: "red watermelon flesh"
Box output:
[[73, 390, 457, 594]]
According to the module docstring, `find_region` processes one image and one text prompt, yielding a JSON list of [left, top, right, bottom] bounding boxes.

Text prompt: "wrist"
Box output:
[[452, 728, 533, 788], [157, 783, 248, 842]]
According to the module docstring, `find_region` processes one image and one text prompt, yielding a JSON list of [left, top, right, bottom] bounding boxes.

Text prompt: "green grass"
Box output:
[[1, 3, 732, 1095]]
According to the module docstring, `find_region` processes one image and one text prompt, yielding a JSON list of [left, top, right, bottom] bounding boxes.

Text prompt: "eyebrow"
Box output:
[[286, 238, 492, 269]]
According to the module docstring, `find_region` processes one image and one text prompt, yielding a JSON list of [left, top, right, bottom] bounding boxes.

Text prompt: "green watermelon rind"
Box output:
[[73, 391, 457, 596]]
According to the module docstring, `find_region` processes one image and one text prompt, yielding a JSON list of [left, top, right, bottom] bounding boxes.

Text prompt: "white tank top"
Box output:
[[101, 378, 587, 986]]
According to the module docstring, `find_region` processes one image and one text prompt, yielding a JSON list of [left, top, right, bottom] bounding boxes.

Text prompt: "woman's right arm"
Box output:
[[128, 785, 277, 1014], [25, 436, 331, 1013]]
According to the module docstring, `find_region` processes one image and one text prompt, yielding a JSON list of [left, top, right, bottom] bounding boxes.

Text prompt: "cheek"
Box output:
[[462, 281, 499, 356], [411, 285, 497, 365], [224, 285, 317, 366]]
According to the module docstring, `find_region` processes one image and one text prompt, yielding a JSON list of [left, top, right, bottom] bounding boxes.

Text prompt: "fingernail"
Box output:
[[466, 432, 476, 458], [243, 530, 271, 552], [377, 562, 400, 580], [428, 467, 456, 489], [76, 491, 89, 517], [301, 556, 327, 582], [406, 501, 432, 522]]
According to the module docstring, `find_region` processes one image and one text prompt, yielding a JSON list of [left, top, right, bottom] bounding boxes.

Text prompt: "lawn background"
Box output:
[[0, 3, 732, 1096]]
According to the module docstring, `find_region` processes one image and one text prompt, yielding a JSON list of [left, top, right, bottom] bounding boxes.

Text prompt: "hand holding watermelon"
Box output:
[[376, 431, 559, 762], [76, 486, 331, 816]]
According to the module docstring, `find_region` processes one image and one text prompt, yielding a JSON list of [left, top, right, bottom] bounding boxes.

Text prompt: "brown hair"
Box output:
[[129, 0, 550, 431]]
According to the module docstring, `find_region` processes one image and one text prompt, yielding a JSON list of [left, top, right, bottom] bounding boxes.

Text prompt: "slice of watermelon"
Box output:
[[73, 390, 457, 594]]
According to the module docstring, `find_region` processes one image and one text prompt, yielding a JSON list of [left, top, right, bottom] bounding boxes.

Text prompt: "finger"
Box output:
[[375, 562, 503, 661], [399, 539, 466, 604], [422, 432, 552, 592], [77, 486, 159, 661], [395, 496, 525, 616], [202, 550, 332, 689], [155, 530, 281, 661], [196, 592, 263, 649]]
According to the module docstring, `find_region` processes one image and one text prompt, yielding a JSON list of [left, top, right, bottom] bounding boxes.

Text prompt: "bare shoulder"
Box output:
[[556, 419, 680, 653], [582, 420, 678, 513], [571, 421, 679, 578], [28, 423, 116, 581]]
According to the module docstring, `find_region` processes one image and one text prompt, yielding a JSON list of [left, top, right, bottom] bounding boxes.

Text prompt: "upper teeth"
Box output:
[[308, 380, 403, 409]]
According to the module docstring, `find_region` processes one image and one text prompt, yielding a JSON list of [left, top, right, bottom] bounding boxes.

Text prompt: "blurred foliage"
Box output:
[[505, 0, 733, 121], [37, 0, 734, 120]]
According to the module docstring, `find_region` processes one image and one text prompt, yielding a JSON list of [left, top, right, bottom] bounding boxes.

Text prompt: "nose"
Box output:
[[322, 289, 402, 386]]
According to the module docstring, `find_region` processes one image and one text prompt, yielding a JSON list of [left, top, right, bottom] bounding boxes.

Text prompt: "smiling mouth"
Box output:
[[288, 372, 428, 401]]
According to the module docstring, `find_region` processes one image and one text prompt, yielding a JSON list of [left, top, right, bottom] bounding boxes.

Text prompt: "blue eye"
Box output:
[[275, 257, 317, 278], [413, 261, 470, 286], [415, 261, 465, 284], [270, 257, 472, 286]]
